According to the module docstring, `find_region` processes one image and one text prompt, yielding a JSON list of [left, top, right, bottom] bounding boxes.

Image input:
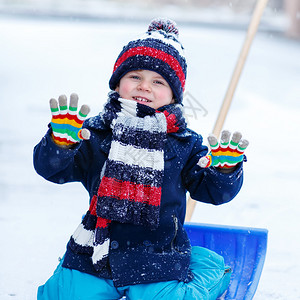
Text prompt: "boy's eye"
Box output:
[[130, 75, 141, 80], [154, 80, 164, 85]]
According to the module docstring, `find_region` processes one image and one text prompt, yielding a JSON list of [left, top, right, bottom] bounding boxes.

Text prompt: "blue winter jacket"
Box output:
[[33, 115, 243, 287]]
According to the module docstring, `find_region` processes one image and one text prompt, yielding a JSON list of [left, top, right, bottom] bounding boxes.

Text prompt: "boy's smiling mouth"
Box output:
[[132, 96, 151, 103]]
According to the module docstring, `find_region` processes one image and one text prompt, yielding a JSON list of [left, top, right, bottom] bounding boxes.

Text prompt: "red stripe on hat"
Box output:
[[98, 176, 161, 206], [113, 46, 185, 90]]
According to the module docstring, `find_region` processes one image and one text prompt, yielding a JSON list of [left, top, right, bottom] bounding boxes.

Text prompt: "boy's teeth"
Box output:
[[134, 97, 150, 102]]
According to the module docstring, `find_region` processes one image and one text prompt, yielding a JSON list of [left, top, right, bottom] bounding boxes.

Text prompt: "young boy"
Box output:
[[34, 19, 248, 300]]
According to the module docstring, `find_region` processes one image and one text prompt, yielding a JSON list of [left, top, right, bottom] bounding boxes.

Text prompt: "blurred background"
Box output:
[[0, 0, 300, 39], [0, 1, 299, 300]]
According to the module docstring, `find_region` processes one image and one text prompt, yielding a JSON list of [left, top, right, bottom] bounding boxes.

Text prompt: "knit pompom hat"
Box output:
[[109, 18, 187, 104]]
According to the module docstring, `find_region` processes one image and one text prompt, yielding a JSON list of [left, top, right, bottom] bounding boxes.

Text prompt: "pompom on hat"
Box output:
[[109, 18, 187, 104]]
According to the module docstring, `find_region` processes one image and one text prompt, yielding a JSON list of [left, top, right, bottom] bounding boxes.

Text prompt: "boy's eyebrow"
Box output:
[[128, 70, 144, 76], [128, 70, 166, 81], [153, 75, 166, 81], [130, 70, 142, 73]]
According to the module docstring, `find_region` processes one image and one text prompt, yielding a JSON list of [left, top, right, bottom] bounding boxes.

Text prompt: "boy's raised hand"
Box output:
[[198, 130, 249, 169], [50, 93, 91, 147]]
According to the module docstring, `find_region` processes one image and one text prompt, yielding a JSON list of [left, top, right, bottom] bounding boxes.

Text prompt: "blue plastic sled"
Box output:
[[184, 222, 268, 300]]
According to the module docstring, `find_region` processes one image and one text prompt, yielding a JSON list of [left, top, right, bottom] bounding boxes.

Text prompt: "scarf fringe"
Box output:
[[92, 239, 110, 272], [69, 223, 94, 255]]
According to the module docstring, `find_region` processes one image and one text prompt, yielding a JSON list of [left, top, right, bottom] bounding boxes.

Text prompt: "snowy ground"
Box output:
[[0, 15, 299, 300]]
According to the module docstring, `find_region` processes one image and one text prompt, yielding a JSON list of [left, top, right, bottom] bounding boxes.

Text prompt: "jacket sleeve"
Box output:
[[182, 133, 243, 205], [33, 128, 92, 185]]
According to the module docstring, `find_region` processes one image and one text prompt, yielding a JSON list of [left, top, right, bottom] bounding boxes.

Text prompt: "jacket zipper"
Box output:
[[171, 215, 178, 250]]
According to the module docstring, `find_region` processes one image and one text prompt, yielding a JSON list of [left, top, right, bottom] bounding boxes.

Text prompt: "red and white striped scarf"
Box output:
[[69, 91, 186, 271]]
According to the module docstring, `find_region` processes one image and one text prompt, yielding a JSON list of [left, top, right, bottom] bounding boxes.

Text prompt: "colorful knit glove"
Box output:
[[50, 93, 91, 147], [198, 130, 249, 169]]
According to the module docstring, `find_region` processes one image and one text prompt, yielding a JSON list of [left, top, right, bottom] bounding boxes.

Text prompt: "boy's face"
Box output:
[[115, 69, 174, 109]]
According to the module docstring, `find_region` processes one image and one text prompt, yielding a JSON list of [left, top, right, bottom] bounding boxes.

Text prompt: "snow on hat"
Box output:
[[109, 18, 187, 103]]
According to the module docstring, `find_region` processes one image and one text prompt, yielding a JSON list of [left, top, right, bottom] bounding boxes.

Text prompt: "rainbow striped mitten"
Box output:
[[50, 93, 90, 147], [198, 130, 249, 169]]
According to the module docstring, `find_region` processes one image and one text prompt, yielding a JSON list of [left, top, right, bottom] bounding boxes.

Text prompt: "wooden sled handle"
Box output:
[[185, 0, 269, 223]]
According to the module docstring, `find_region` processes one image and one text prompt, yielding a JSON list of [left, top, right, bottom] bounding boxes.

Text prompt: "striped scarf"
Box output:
[[69, 91, 186, 271]]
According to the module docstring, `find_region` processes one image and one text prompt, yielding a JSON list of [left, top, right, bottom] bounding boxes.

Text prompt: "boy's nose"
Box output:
[[137, 80, 151, 92]]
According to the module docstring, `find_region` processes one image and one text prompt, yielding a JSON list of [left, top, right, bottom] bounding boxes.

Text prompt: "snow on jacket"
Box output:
[[33, 115, 243, 287]]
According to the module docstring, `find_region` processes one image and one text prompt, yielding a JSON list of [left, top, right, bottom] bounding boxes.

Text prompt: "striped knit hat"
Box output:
[[109, 18, 187, 103]]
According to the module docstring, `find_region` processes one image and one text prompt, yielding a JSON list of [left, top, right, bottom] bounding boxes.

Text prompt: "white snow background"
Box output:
[[0, 14, 300, 300]]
